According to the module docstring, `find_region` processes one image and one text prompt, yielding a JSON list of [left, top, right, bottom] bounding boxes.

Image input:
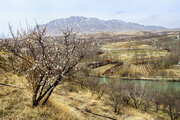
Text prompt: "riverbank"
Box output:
[[90, 74, 180, 82], [91, 75, 180, 93]]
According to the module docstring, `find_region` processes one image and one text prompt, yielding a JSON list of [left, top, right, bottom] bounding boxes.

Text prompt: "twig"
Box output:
[[0, 83, 25, 89]]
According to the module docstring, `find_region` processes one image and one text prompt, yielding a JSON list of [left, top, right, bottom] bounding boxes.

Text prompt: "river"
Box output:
[[95, 77, 180, 92]]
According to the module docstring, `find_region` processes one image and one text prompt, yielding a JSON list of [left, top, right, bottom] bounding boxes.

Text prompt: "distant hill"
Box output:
[[39, 16, 166, 34]]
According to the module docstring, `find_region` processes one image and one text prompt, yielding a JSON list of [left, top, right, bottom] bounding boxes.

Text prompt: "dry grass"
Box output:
[[0, 72, 170, 120], [101, 41, 169, 62], [54, 84, 165, 120], [163, 69, 180, 77], [0, 72, 82, 120], [128, 64, 153, 77], [90, 64, 116, 76], [0, 35, 175, 120]]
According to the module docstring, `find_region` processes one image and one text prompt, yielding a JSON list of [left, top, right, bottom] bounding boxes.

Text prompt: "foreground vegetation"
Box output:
[[0, 72, 84, 120], [1, 70, 179, 120], [1, 24, 89, 107]]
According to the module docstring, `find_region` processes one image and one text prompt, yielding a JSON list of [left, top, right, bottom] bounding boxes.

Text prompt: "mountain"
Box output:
[[40, 16, 166, 34]]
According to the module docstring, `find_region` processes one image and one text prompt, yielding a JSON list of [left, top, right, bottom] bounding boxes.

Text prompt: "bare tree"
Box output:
[[85, 78, 98, 96], [106, 82, 126, 113], [95, 82, 106, 99], [84, 77, 106, 99], [127, 82, 146, 109], [151, 87, 164, 112], [1, 24, 88, 107], [150, 83, 180, 120], [122, 96, 131, 105], [161, 88, 180, 120]]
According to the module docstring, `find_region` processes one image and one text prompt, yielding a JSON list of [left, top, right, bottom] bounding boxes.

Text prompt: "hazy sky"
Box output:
[[1, 0, 180, 34]]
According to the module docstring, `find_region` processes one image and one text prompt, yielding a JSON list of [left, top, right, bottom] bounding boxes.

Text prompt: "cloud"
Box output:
[[0, 0, 180, 33], [115, 11, 125, 14], [168, 10, 176, 13]]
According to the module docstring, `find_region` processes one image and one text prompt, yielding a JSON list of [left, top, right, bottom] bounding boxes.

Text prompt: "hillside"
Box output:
[[1, 72, 168, 120], [0, 53, 168, 120], [39, 16, 166, 34]]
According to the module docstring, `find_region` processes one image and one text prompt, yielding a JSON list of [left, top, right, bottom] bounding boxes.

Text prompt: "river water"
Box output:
[[96, 77, 180, 92]]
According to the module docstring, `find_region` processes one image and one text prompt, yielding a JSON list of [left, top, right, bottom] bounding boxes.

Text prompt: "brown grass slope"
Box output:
[[1, 71, 170, 120], [0, 72, 83, 120], [0, 53, 169, 120]]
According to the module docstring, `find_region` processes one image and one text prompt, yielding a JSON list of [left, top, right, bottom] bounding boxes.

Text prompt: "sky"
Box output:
[[0, 0, 180, 34]]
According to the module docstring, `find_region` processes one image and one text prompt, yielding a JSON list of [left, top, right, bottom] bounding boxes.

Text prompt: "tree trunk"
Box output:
[[169, 106, 174, 120], [133, 99, 138, 108], [33, 99, 39, 107], [32, 84, 41, 107], [42, 88, 54, 105], [155, 103, 159, 112], [80, 80, 84, 89], [32, 77, 61, 107], [114, 105, 117, 113], [126, 100, 129, 105]]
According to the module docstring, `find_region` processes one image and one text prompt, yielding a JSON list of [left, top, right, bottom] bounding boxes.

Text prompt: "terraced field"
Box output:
[[91, 34, 180, 81], [101, 40, 170, 61]]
